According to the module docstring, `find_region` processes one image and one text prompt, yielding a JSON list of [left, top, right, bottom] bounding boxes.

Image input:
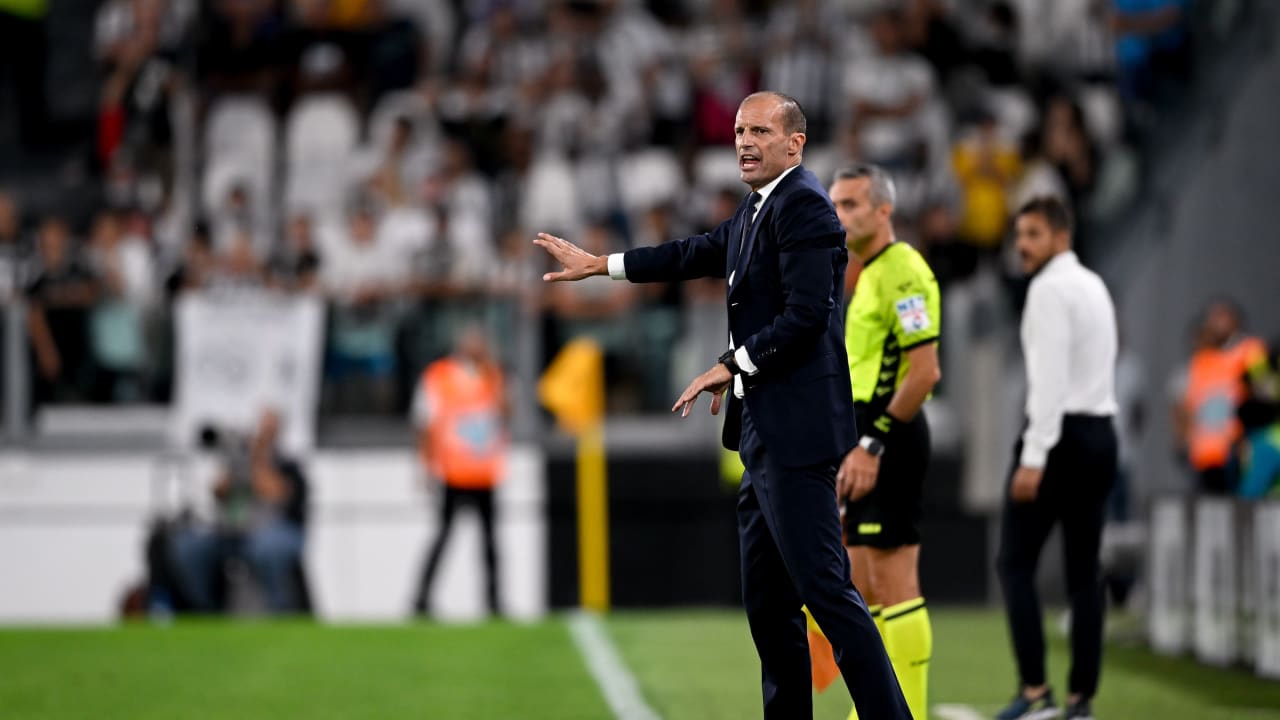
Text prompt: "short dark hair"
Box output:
[[742, 91, 807, 135], [831, 164, 896, 208], [1016, 195, 1073, 234]]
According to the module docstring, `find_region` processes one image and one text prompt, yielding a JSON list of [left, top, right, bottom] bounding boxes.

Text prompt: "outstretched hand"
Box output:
[[672, 363, 733, 417], [533, 233, 608, 282]]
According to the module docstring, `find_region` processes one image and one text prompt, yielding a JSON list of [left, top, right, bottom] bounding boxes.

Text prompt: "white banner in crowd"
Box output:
[[1149, 498, 1189, 655], [172, 290, 324, 453], [1256, 503, 1280, 679], [1193, 499, 1237, 666]]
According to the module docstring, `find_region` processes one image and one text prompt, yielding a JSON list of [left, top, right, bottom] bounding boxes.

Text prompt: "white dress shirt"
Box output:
[[1020, 250, 1118, 468], [607, 164, 800, 398]]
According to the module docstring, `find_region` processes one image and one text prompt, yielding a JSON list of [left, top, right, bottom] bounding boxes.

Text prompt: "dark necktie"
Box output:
[[742, 192, 762, 247]]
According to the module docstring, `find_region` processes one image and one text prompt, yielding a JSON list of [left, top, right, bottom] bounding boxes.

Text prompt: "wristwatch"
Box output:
[[718, 349, 742, 376], [858, 435, 886, 458]]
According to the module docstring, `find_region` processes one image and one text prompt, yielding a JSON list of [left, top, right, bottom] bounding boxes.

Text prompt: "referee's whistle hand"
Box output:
[[1010, 466, 1044, 503], [837, 448, 879, 501]]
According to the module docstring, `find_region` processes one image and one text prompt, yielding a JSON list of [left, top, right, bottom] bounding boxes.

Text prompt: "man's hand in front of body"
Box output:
[[534, 233, 607, 281], [1010, 465, 1044, 503], [673, 363, 733, 417], [837, 447, 880, 502]]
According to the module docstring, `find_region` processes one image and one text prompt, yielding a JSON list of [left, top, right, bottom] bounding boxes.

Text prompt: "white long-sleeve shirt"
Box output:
[[1020, 250, 1118, 468]]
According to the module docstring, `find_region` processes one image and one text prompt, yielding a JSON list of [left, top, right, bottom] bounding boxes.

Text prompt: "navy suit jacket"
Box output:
[[623, 165, 857, 467]]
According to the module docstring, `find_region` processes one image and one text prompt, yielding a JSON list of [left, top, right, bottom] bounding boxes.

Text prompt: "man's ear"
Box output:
[[789, 132, 807, 157]]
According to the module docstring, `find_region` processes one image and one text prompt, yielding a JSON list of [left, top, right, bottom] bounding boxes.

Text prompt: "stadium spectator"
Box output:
[[26, 217, 100, 406], [686, 0, 757, 148], [95, 0, 182, 175], [1011, 128, 1071, 215], [268, 212, 322, 293], [760, 0, 838, 141], [969, 1, 1021, 87], [371, 114, 433, 206], [841, 7, 937, 170], [1040, 95, 1099, 213], [951, 110, 1022, 254], [1172, 299, 1270, 494], [410, 325, 507, 617], [421, 136, 492, 288], [171, 408, 309, 614], [164, 220, 216, 298], [211, 182, 266, 257], [321, 200, 418, 412], [85, 209, 155, 401], [915, 199, 977, 288], [216, 227, 267, 290], [901, 0, 967, 87]]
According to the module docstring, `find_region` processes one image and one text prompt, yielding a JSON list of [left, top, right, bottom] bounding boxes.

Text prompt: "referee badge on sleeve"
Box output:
[[895, 295, 931, 334]]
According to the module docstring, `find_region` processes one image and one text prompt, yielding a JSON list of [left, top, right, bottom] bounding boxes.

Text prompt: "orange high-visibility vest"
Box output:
[[1185, 336, 1267, 470], [419, 358, 506, 489]]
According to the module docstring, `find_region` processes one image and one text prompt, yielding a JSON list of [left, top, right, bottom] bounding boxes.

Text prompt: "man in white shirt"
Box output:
[[996, 196, 1118, 720]]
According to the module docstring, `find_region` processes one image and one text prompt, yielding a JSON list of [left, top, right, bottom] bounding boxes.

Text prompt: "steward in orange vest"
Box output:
[[410, 328, 507, 616], [1176, 300, 1269, 494]]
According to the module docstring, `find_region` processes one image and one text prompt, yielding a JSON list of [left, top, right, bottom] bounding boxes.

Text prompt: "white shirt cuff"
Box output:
[[1019, 442, 1048, 469], [734, 345, 758, 376], [607, 253, 627, 280]]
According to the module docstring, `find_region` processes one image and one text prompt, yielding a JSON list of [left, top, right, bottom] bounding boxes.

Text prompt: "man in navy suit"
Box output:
[[534, 91, 910, 719]]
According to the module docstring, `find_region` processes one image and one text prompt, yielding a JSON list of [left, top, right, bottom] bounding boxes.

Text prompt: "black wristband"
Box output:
[[865, 412, 899, 443], [718, 349, 741, 376]]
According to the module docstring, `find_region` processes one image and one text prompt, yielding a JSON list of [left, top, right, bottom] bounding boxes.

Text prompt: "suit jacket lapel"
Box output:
[[729, 165, 806, 297], [730, 191, 775, 297], [725, 194, 754, 282]]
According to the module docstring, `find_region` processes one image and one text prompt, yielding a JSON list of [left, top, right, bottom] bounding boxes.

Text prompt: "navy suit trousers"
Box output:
[[738, 406, 912, 719]]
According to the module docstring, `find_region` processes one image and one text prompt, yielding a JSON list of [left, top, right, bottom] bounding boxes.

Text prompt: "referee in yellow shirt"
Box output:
[[831, 165, 941, 720]]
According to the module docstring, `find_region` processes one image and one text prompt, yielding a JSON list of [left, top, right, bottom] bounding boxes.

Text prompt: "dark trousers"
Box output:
[[738, 407, 910, 720], [414, 485, 499, 614], [997, 415, 1117, 699]]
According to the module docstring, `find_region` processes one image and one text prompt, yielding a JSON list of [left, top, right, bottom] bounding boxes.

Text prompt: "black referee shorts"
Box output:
[[843, 409, 930, 548]]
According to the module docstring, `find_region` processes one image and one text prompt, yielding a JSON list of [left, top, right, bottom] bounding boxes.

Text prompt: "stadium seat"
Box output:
[[519, 155, 583, 238], [201, 96, 276, 221], [692, 147, 742, 193], [618, 148, 685, 214], [284, 94, 361, 218], [1078, 84, 1125, 149]]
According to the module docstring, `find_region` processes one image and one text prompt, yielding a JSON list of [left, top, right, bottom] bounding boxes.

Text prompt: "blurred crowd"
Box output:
[[0, 0, 1197, 415]]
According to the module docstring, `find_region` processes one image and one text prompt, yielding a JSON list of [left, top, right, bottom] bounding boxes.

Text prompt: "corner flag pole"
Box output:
[[537, 338, 609, 611]]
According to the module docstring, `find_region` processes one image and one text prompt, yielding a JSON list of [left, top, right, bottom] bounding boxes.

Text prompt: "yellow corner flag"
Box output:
[[804, 605, 841, 692], [538, 338, 609, 610], [537, 338, 604, 435]]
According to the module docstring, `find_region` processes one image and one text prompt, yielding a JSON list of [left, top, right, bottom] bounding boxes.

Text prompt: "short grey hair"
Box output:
[[831, 164, 896, 208]]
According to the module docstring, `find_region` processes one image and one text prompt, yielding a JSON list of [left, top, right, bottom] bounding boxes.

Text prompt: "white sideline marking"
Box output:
[[566, 611, 662, 720], [933, 703, 987, 720]]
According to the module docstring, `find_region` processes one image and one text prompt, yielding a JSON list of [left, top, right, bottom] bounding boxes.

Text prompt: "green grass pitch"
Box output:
[[0, 609, 1277, 719]]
